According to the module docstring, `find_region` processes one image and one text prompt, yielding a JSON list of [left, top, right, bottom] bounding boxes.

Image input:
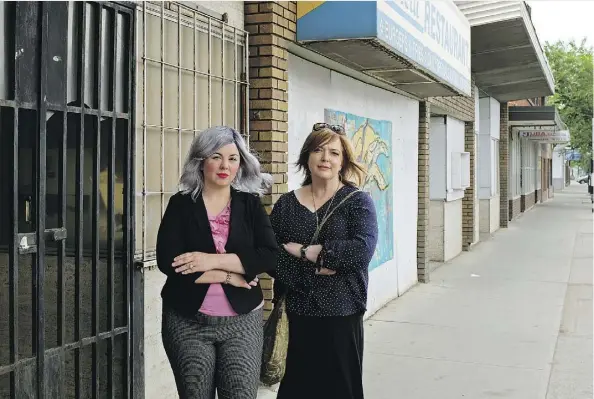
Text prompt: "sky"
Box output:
[[529, 1, 593, 46]]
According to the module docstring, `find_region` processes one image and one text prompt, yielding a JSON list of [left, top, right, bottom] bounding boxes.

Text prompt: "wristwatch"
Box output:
[[300, 245, 309, 261]]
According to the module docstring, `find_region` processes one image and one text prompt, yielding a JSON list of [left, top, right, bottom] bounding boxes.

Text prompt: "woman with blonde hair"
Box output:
[[156, 126, 278, 399], [270, 123, 378, 399]]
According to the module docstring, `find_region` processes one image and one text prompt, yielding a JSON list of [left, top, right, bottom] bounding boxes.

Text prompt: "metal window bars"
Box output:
[[0, 1, 137, 397], [136, 2, 249, 265]]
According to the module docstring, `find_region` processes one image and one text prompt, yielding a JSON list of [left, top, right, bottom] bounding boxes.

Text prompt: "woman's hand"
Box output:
[[227, 273, 258, 289], [248, 276, 259, 287], [193, 271, 259, 288], [172, 252, 215, 274], [315, 268, 336, 276], [304, 245, 322, 263], [283, 242, 302, 258]]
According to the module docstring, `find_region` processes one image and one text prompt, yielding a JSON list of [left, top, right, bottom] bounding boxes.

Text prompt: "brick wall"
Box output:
[[499, 103, 509, 228], [522, 191, 536, 210], [536, 189, 541, 203], [244, 1, 296, 319], [509, 98, 544, 107], [417, 102, 430, 283], [508, 99, 532, 107], [428, 93, 474, 122], [509, 197, 521, 221], [462, 121, 475, 251]]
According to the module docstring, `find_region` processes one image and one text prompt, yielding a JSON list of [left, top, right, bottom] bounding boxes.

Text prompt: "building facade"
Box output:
[[0, 1, 566, 398], [290, 0, 474, 310], [457, 2, 561, 229]]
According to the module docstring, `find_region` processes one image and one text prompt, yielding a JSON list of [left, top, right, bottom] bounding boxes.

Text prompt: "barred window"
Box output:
[[135, 2, 248, 263]]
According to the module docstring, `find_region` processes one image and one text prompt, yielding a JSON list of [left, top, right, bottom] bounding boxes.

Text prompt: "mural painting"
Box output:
[[324, 108, 393, 271]]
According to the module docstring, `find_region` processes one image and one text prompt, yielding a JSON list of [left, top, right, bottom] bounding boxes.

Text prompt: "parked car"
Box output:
[[577, 175, 590, 184]]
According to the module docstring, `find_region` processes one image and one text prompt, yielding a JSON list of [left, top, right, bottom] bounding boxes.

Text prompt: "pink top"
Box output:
[[198, 203, 239, 317]]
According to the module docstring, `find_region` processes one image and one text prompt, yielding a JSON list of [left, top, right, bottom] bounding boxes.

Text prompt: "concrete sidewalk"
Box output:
[[258, 183, 593, 399]]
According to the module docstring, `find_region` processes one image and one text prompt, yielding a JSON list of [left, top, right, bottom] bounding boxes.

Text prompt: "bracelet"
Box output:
[[315, 248, 324, 272], [225, 272, 231, 285]]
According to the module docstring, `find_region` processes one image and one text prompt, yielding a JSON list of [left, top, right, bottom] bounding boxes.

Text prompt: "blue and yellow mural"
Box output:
[[324, 109, 393, 271]]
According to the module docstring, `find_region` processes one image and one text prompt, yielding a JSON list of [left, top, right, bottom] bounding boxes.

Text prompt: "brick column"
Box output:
[[244, 1, 296, 319], [417, 102, 430, 283], [499, 102, 509, 228], [462, 121, 475, 251]]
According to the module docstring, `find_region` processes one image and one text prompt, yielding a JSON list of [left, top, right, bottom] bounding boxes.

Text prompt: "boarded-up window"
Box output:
[[135, 2, 248, 262]]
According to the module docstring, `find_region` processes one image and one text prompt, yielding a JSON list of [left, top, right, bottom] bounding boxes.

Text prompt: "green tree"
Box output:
[[544, 39, 593, 170]]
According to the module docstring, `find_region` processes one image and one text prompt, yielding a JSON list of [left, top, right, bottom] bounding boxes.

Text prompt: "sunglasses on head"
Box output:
[[312, 122, 345, 135]]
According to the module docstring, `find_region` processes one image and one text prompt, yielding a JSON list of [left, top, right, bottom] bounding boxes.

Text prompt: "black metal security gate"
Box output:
[[0, 2, 139, 398]]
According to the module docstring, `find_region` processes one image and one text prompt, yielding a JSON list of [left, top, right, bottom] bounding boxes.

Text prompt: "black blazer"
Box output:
[[156, 189, 278, 317]]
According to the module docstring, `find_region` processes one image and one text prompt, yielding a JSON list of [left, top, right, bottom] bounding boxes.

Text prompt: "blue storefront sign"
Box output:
[[297, 1, 471, 96]]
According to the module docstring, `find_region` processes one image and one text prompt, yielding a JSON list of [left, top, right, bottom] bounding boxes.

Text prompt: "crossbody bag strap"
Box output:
[[310, 190, 362, 244]]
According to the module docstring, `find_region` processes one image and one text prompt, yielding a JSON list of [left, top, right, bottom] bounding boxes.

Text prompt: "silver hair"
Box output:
[[179, 126, 272, 200]]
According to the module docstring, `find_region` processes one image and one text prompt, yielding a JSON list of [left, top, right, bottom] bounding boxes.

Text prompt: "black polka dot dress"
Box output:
[[270, 184, 378, 399]]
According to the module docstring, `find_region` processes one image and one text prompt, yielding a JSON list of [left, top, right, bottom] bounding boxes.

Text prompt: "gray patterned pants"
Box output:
[[162, 305, 264, 399]]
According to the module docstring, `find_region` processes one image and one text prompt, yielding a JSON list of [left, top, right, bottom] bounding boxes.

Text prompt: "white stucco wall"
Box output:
[[552, 146, 566, 190], [552, 147, 565, 178], [195, 1, 245, 27], [287, 54, 420, 317]]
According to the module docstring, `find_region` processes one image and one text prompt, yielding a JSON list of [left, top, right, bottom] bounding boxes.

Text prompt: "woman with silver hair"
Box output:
[[156, 126, 278, 399]]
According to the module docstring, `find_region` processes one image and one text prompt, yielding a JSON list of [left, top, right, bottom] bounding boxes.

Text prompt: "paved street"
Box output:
[[258, 183, 593, 399]]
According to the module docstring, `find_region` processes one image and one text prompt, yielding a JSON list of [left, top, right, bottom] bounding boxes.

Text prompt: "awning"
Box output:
[[455, 1, 554, 102], [509, 106, 569, 143], [519, 130, 570, 144], [296, 1, 472, 98]]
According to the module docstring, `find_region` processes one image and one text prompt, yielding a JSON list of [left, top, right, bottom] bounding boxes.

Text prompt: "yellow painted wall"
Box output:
[[296, 1, 324, 19]]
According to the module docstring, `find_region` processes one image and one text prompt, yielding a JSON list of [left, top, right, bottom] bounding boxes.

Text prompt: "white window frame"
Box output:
[[491, 138, 500, 196]]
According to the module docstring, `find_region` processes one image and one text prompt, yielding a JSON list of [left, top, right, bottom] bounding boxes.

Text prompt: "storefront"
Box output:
[[427, 112, 473, 262], [508, 106, 569, 219], [477, 97, 502, 237], [293, 0, 471, 311], [457, 1, 555, 230]]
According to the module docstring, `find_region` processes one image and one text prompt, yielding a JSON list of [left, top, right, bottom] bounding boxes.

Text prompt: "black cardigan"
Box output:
[[156, 189, 278, 317]]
